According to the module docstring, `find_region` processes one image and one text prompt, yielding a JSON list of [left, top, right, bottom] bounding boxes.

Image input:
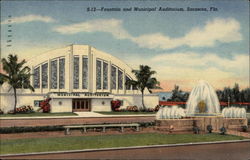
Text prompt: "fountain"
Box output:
[[156, 105, 186, 119], [155, 80, 248, 132], [222, 107, 246, 118], [186, 80, 220, 116]]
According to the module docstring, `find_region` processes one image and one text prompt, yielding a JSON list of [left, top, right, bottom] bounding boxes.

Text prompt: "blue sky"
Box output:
[[1, 0, 249, 91]]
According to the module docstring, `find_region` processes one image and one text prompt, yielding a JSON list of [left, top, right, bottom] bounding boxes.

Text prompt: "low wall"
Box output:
[[0, 116, 155, 128], [227, 130, 250, 138], [155, 119, 194, 132], [155, 117, 248, 132]]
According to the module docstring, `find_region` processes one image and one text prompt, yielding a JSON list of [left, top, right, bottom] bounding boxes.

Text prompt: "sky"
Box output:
[[0, 0, 249, 92]]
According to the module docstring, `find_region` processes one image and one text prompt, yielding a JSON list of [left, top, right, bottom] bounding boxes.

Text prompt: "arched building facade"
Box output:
[[0, 45, 159, 113]]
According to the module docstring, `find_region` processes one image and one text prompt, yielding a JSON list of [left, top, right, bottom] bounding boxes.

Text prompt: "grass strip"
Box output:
[[0, 133, 246, 155]]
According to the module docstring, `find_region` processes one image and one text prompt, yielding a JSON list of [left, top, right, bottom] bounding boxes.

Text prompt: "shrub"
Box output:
[[193, 126, 200, 134], [0, 126, 64, 134], [126, 106, 139, 112], [0, 109, 3, 114], [111, 100, 121, 111], [139, 107, 155, 112], [138, 122, 155, 128], [40, 98, 51, 113], [241, 125, 248, 132], [220, 127, 227, 135], [146, 108, 155, 112], [207, 125, 213, 133], [154, 105, 160, 112]]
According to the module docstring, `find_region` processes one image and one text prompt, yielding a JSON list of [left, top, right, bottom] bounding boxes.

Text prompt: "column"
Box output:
[[31, 66, 34, 92], [108, 61, 112, 93], [116, 67, 118, 93], [40, 65, 42, 93], [48, 59, 51, 92], [57, 59, 60, 92], [88, 46, 93, 93], [69, 45, 73, 93], [79, 55, 83, 91], [123, 69, 126, 94], [101, 60, 103, 91], [92, 54, 96, 93]]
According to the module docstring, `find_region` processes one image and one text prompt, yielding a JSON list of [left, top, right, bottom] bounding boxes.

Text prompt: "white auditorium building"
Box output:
[[0, 45, 159, 113]]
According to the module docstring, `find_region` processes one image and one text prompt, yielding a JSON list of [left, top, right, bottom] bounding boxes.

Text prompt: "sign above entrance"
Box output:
[[49, 92, 114, 99]]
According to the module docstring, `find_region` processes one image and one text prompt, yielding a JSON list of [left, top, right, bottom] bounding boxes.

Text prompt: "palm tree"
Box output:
[[126, 65, 160, 110], [0, 54, 34, 114]]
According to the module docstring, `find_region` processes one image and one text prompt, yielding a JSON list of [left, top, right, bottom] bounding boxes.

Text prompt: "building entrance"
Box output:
[[72, 99, 91, 112]]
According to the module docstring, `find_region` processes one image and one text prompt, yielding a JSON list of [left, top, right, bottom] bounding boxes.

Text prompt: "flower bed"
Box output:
[[115, 105, 160, 112], [7, 105, 34, 114]]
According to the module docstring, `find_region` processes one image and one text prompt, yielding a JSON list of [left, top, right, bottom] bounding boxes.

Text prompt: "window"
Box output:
[[51, 60, 58, 89], [34, 67, 40, 88], [34, 100, 42, 107], [125, 75, 131, 90], [41, 63, 48, 88], [73, 56, 79, 89], [59, 58, 65, 89], [111, 65, 117, 89], [103, 61, 108, 89], [118, 69, 123, 90], [96, 60, 102, 89], [82, 57, 88, 89]]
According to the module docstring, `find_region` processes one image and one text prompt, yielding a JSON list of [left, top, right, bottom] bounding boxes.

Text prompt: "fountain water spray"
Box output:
[[186, 80, 220, 115], [156, 105, 186, 119], [222, 107, 246, 118]]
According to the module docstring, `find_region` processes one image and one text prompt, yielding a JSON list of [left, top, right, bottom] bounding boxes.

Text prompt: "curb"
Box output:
[[1, 139, 249, 157]]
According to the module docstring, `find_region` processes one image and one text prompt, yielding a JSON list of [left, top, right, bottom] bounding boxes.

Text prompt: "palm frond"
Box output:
[[1, 54, 34, 92]]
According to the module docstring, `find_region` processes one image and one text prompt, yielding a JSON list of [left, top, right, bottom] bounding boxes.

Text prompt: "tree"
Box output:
[[0, 54, 34, 114], [126, 65, 160, 110], [168, 85, 189, 102], [216, 83, 246, 103], [232, 83, 240, 102]]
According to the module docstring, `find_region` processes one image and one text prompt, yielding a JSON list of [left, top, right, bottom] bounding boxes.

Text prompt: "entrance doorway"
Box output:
[[72, 99, 91, 112]]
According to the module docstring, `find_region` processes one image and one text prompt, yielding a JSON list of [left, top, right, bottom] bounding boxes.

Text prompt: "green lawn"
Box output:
[[0, 112, 78, 117], [0, 133, 246, 155], [96, 111, 155, 115]]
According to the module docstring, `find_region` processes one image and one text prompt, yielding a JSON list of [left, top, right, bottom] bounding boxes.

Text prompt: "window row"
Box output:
[[33, 57, 134, 90], [33, 57, 65, 89], [96, 59, 125, 90], [73, 56, 88, 89]]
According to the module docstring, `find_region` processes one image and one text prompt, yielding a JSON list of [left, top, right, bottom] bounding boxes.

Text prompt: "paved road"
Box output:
[[2, 142, 250, 159]]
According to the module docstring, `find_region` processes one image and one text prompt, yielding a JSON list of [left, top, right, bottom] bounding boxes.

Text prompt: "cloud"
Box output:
[[131, 33, 182, 49], [54, 18, 242, 50], [1, 15, 56, 25], [183, 18, 242, 47], [133, 18, 242, 49], [54, 19, 132, 39], [124, 52, 248, 91], [152, 52, 248, 78]]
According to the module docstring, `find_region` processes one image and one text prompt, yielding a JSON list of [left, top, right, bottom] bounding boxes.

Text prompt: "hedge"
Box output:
[[0, 126, 64, 134]]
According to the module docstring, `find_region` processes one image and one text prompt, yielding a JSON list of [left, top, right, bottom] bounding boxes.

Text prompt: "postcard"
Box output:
[[0, 0, 249, 159]]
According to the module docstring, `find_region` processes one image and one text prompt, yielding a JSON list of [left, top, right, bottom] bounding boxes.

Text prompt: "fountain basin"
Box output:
[[155, 117, 247, 132], [187, 113, 220, 117]]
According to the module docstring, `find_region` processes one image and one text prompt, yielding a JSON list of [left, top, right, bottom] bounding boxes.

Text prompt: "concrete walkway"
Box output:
[[74, 112, 105, 117]]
